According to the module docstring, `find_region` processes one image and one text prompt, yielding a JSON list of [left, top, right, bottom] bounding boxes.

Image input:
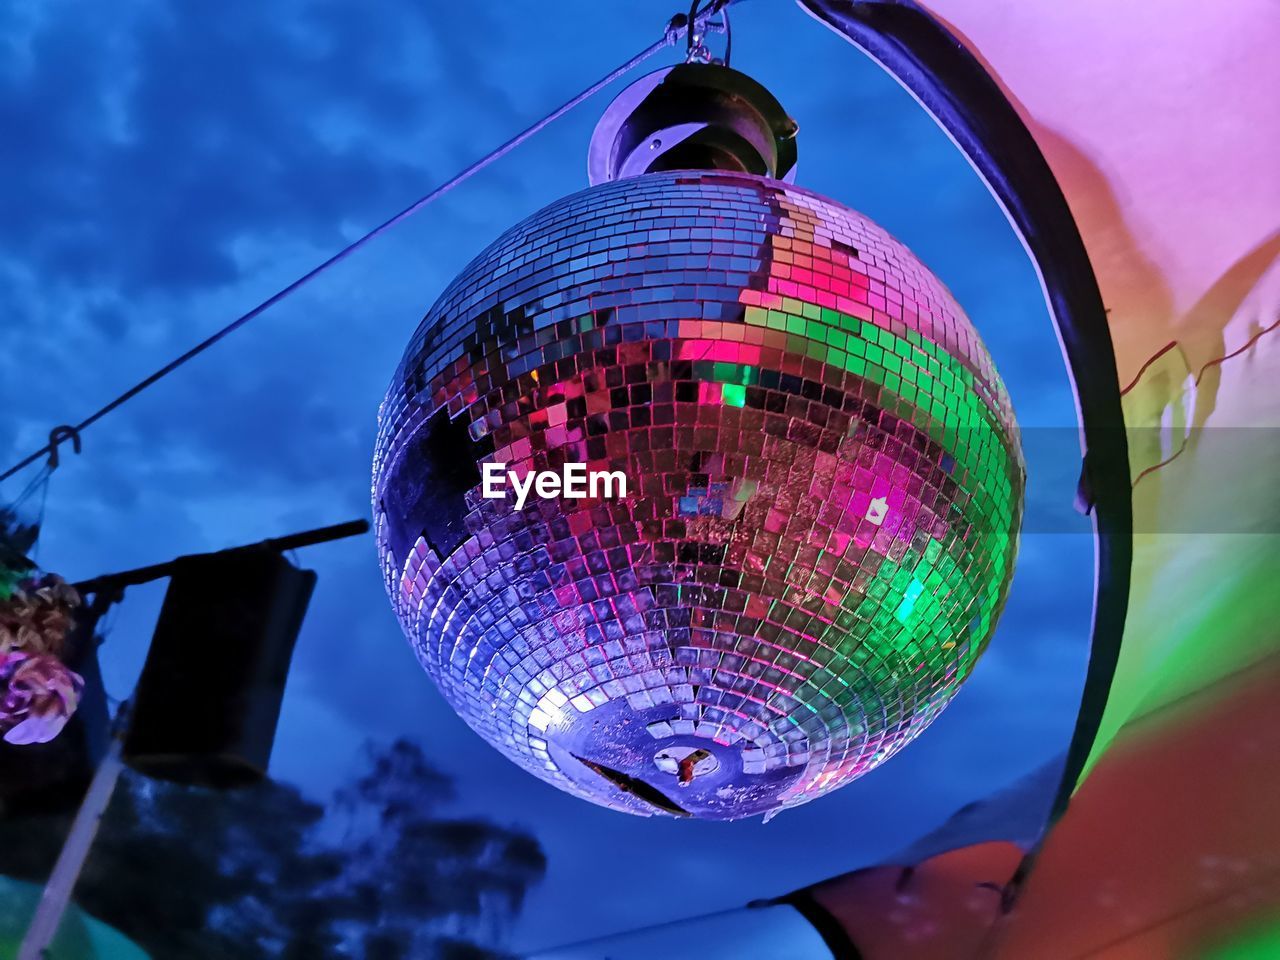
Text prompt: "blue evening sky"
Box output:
[[0, 0, 1093, 952]]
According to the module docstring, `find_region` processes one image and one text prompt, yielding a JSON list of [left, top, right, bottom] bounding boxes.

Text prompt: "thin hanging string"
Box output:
[[0, 464, 51, 566], [0, 16, 707, 486], [8, 464, 52, 516], [1120, 315, 1280, 396], [31, 473, 49, 562], [1117, 314, 1279, 488]]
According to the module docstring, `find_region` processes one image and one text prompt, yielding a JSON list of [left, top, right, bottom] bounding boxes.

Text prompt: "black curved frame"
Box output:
[[783, 0, 1134, 932]]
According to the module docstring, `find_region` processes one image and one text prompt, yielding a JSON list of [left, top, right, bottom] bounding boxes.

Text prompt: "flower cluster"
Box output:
[[0, 573, 80, 657], [0, 649, 85, 744], [0, 573, 84, 744]]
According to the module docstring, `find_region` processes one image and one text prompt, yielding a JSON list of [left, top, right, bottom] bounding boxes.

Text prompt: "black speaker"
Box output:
[[123, 547, 315, 788]]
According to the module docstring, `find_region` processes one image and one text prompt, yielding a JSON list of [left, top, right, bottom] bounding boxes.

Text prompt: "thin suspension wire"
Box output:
[[0, 25, 693, 486], [721, 3, 732, 66]]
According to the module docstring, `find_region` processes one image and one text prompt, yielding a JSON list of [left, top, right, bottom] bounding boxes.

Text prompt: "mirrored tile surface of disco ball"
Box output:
[[373, 171, 1024, 820]]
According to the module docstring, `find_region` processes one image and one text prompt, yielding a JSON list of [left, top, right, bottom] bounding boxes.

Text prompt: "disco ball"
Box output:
[[373, 170, 1024, 819]]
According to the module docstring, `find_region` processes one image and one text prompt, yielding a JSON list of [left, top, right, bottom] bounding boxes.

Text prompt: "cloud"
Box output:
[[0, 0, 515, 302], [0, 0, 527, 531]]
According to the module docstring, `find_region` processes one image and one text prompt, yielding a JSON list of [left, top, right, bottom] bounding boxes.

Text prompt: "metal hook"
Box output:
[[680, 0, 727, 64], [47, 425, 83, 471]]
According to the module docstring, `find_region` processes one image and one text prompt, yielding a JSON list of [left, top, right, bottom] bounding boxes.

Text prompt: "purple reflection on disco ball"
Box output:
[[373, 171, 1023, 820]]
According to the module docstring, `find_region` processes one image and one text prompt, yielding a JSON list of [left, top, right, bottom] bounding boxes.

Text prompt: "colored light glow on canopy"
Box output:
[[373, 171, 1024, 820]]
